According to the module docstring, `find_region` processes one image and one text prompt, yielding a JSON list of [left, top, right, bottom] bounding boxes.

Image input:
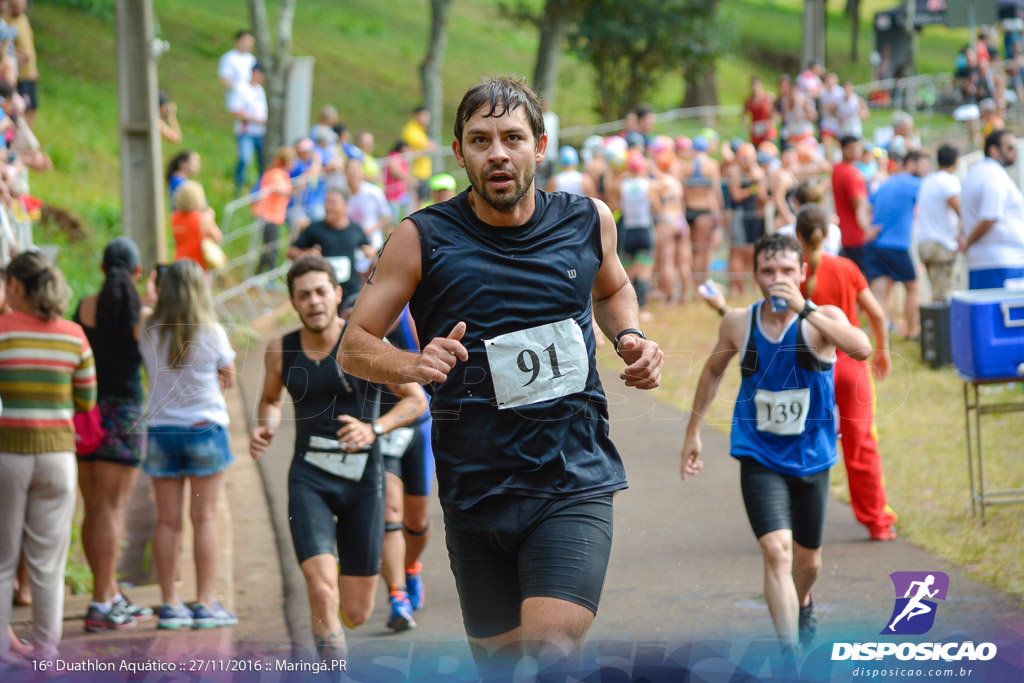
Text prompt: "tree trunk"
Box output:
[[532, 0, 573, 106], [248, 0, 296, 164], [420, 0, 453, 144], [847, 0, 860, 62], [683, 62, 719, 110]]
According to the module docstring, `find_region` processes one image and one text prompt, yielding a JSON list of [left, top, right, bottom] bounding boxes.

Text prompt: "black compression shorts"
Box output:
[[287, 453, 384, 574], [442, 493, 614, 638], [739, 457, 829, 549]]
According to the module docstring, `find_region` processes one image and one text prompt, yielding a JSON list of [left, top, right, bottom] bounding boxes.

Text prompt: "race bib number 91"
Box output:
[[485, 318, 589, 410], [753, 388, 811, 436]]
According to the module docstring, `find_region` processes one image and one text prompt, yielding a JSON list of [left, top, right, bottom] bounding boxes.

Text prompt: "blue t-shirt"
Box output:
[[289, 158, 327, 211], [871, 172, 922, 250]]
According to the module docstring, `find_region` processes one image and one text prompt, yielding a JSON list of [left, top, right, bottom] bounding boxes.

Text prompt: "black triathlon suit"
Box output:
[[281, 326, 385, 575], [406, 189, 626, 637]]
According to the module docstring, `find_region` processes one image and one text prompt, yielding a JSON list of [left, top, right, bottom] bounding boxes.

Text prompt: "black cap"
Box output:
[[103, 237, 141, 273]]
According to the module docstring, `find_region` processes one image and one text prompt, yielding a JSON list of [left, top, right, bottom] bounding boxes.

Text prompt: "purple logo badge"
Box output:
[[882, 571, 949, 635]]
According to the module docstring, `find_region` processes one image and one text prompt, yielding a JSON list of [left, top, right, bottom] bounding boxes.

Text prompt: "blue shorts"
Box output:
[[969, 266, 1024, 289], [382, 419, 434, 497], [866, 245, 916, 282], [144, 424, 234, 478]]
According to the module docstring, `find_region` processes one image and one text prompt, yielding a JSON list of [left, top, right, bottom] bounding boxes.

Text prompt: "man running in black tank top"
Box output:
[[249, 256, 427, 663], [341, 76, 664, 672]]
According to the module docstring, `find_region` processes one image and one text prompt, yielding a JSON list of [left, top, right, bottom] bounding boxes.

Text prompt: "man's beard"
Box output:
[[466, 161, 535, 213], [1000, 152, 1016, 168], [300, 308, 334, 333]]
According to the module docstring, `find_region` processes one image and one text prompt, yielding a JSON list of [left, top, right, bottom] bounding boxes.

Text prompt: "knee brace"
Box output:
[[403, 521, 430, 537], [385, 522, 404, 533]]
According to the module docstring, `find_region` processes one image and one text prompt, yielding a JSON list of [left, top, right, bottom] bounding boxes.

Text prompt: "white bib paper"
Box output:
[[754, 388, 811, 436], [303, 434, 369, 480], [377, 426, 414, 458], [326, 256, 351, 283], [485, 318, 589, 410]]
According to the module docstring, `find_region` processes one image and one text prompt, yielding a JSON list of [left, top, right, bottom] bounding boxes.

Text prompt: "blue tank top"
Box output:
[[407, 189, 627, 509], [730, 302, 838, 476]]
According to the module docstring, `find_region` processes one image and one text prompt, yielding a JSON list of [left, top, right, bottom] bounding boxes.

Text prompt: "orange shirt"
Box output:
[[171, 210, 204, 268], [801, 253, 867, 325], [252, 167, 290, 225]]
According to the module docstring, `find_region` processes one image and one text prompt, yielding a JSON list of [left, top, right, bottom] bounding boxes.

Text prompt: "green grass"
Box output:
[[634, 295, 1024, 599]]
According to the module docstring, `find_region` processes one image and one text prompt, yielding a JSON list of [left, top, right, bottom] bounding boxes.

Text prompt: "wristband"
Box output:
[[613, 328, 646, 353]]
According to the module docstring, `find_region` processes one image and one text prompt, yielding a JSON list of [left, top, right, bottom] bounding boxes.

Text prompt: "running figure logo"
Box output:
[[882, 571, 949, 635]]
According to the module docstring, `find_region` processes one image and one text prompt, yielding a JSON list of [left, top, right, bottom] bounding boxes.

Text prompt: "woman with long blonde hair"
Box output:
[[794, 204, 898, 542], [140, 259, 237, 629]]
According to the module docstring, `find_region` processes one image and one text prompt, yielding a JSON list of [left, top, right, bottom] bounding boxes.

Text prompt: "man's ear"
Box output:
[[452, 139, 466, 168], [535, 133, 548, 164]]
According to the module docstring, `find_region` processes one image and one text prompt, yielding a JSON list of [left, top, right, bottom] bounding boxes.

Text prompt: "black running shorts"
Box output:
[[739, 457, 829, 549], [287, 453, 384, 575], [442, 493, 614, 639]]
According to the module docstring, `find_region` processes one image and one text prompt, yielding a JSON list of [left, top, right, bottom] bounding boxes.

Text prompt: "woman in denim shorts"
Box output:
[[139, 260, 237, 630], [72, 238, 154, 632]]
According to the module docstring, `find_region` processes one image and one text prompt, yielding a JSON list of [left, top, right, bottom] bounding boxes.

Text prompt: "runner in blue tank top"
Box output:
[[680, 234, 871, 655], [341, 76, 664, 671]]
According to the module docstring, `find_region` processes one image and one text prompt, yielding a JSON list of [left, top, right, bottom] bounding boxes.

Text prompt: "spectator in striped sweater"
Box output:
[[0, 251, 96, 664]]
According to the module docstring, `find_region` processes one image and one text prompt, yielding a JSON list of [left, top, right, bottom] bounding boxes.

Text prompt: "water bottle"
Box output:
[[770, 296, 788, 313], [697, 279, 719, 299]]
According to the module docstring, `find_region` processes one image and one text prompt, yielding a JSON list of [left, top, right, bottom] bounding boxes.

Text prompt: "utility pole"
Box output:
[[802, 0, 827, 70], [115, 0, 166, 268]]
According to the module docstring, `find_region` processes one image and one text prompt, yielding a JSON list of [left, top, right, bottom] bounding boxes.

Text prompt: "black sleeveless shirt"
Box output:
[[73, 302, 143, 403], [280, 325, 381, 460], [407, 189, 626, 510]]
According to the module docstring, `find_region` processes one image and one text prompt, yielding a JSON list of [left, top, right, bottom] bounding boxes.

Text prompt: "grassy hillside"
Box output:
[[29, 0, 974, 293]]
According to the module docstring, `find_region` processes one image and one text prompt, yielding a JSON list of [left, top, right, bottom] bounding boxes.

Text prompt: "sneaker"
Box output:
[[156, 602, 194, 630], [798, 598, 817, 646], [386, 591, 416, 631], [84, 603, 138, 632], [192, 599, 238, 629], [113, 592, 154, 620], [406, 562, 425, 611]]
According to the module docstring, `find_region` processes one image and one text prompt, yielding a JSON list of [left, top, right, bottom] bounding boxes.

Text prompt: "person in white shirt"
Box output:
[[960, 129, 1024, 289], [916, 145, 962, 302], [817, 72, 845, 142], [345, 157, 393, 275], [229, 62, 267, 192], [836, 79, 870, 139], [217, 30, 256, 110]]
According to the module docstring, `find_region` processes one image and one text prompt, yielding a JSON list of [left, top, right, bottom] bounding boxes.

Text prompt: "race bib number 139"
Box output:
[[753, 388, 811, 436], [485, 318, 589, 410]]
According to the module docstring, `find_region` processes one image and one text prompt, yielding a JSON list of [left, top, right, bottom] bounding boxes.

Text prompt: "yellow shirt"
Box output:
[[3, 13, 37, 81], [401, 119, 432, 180]]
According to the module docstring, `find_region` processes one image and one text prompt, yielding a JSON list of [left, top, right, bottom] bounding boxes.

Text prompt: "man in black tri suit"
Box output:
[[249, 256, 427, 662], [341, 76, 664, 669]]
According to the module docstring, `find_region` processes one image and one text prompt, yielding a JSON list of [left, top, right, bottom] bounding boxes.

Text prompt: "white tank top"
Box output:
[[620, 176, 652, 229], [554, 170, 585, 196]]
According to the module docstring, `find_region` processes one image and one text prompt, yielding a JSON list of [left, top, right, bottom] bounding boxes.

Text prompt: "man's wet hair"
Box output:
[[753, 233, 803, 271], [454, 76, 545, 148], [287, 255, 339, 298], [840, 135, 861, 149]]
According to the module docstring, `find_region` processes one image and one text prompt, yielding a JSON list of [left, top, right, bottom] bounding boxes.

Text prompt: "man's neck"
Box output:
[[300, 318, 344, 348], [327, 217, 349, 229], [467, 186, 537, 227]]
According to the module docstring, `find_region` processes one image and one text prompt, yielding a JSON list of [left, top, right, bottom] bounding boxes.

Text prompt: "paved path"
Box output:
[[235, 330, 1024, 671]]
